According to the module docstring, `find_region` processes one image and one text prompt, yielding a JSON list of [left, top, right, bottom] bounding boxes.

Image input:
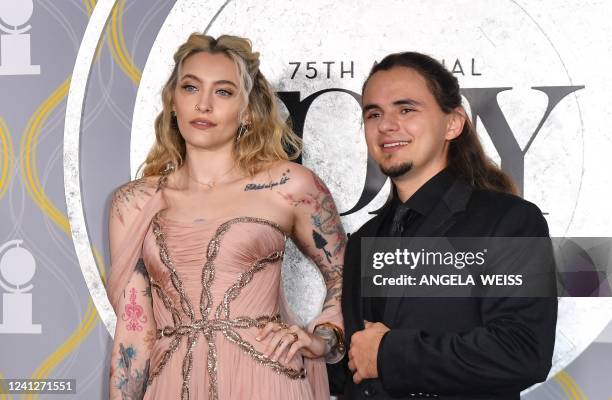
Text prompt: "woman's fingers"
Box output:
[[283, 325, 307, 362], [258, 322, 323, 363], [271, 332, 298, 361], [263, 329, 285, 357], [259, 323, 305, 361], [284, 339, 306, 362], [256, 321, 281, 342], [262, 323, 291, 357]]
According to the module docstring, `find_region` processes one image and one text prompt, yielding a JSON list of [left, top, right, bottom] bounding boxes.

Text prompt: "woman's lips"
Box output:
[[190, 119, 217, 130]]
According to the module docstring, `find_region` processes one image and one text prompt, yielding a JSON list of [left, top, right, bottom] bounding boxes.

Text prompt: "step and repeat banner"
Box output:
[[1, 0, 611, 398]]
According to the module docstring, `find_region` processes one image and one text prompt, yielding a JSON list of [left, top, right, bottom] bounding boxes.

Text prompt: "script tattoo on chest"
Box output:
[[244, 169, 291, 191]]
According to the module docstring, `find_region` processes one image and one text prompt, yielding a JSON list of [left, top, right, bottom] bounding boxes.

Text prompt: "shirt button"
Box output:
[[363, 384, 376, 397]]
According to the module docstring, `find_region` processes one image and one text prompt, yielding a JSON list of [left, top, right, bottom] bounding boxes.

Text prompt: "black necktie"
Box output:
[[391, 205, 412, 236]]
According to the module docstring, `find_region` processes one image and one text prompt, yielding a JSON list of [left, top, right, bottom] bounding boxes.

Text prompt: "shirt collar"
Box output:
[[374, 168, 456, 217]]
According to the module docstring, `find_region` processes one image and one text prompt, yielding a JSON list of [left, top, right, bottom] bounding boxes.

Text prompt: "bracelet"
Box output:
[[314, 322, 346, 363]]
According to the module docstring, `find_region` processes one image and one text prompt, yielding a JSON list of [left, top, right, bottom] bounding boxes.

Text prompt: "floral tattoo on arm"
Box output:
[[281, 171, 347, 311], [114, 343, 150, 400]]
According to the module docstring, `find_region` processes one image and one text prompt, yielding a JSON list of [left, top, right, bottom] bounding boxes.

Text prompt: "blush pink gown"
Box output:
[[107, 180, 339, 400]]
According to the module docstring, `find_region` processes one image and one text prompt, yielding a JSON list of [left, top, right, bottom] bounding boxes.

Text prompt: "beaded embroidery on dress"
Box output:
[[107, 172, 332, 400]]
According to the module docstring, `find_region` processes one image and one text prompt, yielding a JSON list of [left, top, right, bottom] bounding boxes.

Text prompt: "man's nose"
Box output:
[[378, 114, 400, 133]]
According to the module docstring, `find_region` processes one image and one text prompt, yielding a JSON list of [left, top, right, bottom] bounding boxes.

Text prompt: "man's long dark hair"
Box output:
[[362, 52, 517, 195]]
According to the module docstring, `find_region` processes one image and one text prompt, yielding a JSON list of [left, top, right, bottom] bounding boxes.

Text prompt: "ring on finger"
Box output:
[[288, 332, 299, 343], [271, 338, 284, 354]]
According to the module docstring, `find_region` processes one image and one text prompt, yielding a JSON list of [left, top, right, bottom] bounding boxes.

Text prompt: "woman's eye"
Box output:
[[216, 89, 233, 96], [181, 84, 197, 93]]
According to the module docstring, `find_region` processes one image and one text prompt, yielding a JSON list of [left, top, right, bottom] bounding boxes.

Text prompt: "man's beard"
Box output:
[[380, 161, 413, 178]]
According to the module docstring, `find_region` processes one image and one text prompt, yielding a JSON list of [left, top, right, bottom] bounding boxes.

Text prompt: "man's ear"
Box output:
[[445, 107, 466, 140]]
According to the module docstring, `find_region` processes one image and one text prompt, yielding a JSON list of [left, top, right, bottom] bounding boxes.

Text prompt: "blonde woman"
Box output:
[[106, 34, 346, 400]]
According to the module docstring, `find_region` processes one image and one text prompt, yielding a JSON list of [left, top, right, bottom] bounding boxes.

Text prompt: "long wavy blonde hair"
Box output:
[[140, 33, 302, 177]]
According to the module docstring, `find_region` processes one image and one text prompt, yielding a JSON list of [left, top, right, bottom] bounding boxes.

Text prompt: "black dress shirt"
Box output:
[[366, 168, 456, 322]]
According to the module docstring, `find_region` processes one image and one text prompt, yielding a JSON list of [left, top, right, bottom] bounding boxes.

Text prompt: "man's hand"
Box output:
[[348, 321, 390, 384]]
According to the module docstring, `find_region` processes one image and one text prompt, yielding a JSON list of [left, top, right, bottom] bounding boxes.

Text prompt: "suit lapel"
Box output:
[[346, 215, 386, 336], [382, 180, 474, 325]]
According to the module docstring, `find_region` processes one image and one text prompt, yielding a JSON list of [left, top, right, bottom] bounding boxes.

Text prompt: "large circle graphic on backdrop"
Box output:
[[64, 0, 117, 339], [66, 0, 612, 389], [131, 0, 612, 379]]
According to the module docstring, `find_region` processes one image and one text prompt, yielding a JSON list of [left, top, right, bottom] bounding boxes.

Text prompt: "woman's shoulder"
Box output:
[[110, 175, 160, 225], [264, 161, 330, 195]]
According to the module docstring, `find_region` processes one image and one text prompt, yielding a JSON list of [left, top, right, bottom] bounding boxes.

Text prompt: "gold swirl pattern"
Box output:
[[0, 371, 13, 400], [83, 0, 95, 15], [555, 370, 588, 400], [148, 215, 305, 400], [20, 77, 72, 236], [109, 0, 142, 84], [0, 117, 14, 201], [85, 0, 140, 85], [19, 75, 107, 283], [18, 0, 144, 395], [22, 299, 98, 400]]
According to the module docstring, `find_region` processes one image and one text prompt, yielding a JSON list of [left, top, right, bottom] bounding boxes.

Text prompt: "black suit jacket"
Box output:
[[328, 178, 558, 400]]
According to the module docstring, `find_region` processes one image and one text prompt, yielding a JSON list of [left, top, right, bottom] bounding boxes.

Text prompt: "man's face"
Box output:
[[362, 66, 460, 180]]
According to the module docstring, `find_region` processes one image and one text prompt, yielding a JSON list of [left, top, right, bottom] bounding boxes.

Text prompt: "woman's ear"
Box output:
[[241, 109, 253, 126]]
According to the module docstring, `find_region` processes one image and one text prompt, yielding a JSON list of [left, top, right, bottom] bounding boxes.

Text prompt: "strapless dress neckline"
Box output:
[[156, 213, 288, 237]]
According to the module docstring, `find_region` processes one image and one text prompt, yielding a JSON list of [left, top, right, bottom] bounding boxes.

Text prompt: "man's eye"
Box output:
[[400, 108, 415, 114], [216, 89, 233, 96], [366, 112, 381, 119], [181, 84, 197, 93]]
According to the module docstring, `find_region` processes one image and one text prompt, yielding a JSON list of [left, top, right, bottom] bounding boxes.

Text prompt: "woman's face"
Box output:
[[173, 51, 245, 153]]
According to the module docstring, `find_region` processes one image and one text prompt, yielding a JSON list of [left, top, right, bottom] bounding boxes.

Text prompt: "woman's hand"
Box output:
[[256, 321, 327, 364]]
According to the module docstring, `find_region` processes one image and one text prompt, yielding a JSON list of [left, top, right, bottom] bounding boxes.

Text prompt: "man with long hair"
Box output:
[[329, 52, 557, 399]]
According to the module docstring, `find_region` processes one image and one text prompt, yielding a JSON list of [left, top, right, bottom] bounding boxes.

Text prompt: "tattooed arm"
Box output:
[[108, 180, 156, 400], [109, 263, 155, 400], [281, 166, 347, 361]]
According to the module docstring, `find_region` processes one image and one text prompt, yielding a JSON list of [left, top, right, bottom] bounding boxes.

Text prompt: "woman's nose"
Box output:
[[195, 92, 213, 113]]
